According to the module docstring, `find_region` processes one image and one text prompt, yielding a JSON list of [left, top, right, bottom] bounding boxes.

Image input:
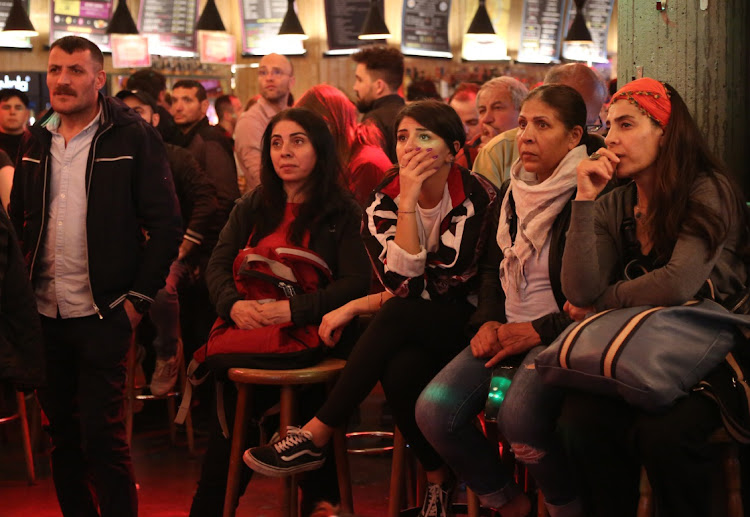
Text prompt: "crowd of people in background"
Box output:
[[1, 36, 748, 517]]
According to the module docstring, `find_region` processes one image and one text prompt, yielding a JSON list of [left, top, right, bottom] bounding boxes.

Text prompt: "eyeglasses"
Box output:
[[586, 115, 604, 133], [258, 68, 289, 78]]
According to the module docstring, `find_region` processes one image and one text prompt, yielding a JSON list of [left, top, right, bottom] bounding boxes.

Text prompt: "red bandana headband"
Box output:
[[609, 77, 672, 129]]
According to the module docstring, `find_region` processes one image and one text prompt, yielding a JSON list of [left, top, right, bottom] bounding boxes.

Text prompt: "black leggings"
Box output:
[[316, 296, 473, 471]]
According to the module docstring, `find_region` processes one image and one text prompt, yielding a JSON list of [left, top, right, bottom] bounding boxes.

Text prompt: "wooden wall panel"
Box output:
[[618, 0, 748, 189]]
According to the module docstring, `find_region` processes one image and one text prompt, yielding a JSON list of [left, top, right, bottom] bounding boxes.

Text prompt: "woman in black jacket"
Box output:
[[190, 108, 371, 517]]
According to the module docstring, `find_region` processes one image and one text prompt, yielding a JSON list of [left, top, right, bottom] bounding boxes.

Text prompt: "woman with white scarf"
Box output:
[[417, 84, 594, 517]]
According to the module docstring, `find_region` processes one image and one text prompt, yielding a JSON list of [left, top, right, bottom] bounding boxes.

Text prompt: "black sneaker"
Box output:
[[243, 426, 326, 477], [418, 479, 454, 517]]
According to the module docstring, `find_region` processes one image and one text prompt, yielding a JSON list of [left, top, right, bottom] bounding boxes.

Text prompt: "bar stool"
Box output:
[[0, 389, 35, 484], [125, 337, 194, 453], [223, 358, 353, 517], [637, 427, 743, 517]]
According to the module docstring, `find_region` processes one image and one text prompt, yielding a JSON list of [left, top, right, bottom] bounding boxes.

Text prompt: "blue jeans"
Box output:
[[417, 345, 582, 517], [416, 345, 521, 508], [498, 346, 581, 516]]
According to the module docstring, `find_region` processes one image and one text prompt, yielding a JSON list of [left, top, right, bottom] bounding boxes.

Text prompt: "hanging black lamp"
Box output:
[[106, 0, 138, 35], [565, 0, 593, 43], [2, 0, 38, 37], [358, 0, 390, 40], [278, 0, 307, 40], [195, 0, 225, 32]]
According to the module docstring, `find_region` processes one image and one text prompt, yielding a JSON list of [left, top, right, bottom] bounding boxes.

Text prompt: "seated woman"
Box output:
[[560, 78, 749, 517], [189, 108, 371, 517], [244, 100, 500, 516], [295, 84, 392, 207], [417, 84, 593, 517]]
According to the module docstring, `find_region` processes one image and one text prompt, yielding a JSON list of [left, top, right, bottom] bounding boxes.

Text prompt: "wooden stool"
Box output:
[[637, 427, 743, 517], [0, 390, 35, 484], [223, 358, 354, 517], [125, 337, 194, 453]]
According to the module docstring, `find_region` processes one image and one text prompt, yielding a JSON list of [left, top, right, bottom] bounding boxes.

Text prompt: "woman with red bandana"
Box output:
[[559, 78, 749, 516]]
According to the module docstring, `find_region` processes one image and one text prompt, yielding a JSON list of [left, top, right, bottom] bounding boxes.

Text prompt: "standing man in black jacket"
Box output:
[[116, 88, 219, 395], [169, 79, 239, 227], [10, 36, 182, 517]]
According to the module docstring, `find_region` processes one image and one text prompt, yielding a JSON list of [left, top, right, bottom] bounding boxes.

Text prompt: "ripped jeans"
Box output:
[[417, 345, 581, 517]]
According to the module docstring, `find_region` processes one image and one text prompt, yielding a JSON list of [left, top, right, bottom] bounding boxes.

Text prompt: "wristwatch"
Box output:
[[126, 294, 152, 314]]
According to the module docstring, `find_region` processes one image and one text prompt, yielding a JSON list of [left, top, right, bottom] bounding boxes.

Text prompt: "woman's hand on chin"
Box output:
[[564, 300, 595, 321], [398, 146, 442, 207], [230, 300, 274, 329], [484, 322, 541, 368], [575, 147, 620, 201]]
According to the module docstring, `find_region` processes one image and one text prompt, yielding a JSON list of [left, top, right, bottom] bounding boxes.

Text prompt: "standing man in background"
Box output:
[[10, 35, 181, 517], [351, 45, 405, 163], [126, 68, 178, 142], [169, 79, 239, 226], [214, 94, 242, 139], [234, 53, 295, 192], [0, 88, 30, 164]]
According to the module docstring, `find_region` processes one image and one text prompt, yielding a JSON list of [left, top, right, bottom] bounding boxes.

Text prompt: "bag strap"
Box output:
[[696, 352, 750, 444]]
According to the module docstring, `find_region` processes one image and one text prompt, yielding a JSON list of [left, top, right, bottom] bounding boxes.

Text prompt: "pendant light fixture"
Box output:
[[466, 0, 495, 39], [195, 0, 225, 32], [565, 0, 592, 43], [2, 0, 38, 37], [278, 0, 307, 40], [358, 0, 390, 40], [106, 0, 139, 35]]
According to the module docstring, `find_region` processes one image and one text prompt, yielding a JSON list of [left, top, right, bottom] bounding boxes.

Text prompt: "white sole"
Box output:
[[242, 449, 325, 477]]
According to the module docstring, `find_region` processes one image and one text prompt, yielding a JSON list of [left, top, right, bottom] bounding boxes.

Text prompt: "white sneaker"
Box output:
[[151, 340, 182, 396]]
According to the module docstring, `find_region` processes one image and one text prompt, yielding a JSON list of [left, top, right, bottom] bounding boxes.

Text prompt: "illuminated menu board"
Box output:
[[323, 0, 373, 55], [138, 0, 199, 57], [517, 0, 565, 63], [50, 0, 113, 51], [241, 0, 304, 56], [401, 0, 452, 58]]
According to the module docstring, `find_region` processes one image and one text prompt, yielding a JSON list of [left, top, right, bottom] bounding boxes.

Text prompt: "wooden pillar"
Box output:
[[617, 0, 750, 195]]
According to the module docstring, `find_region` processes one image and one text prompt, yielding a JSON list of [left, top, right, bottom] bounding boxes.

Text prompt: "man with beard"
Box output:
[[352, 45, 404, 163], [10, 36, 181, 517], [234, 53, 295, 192], [169, 79, 239, 227]]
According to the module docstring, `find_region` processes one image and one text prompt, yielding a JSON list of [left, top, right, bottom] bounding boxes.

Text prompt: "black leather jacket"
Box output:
[[10, 95, 182, 317]]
